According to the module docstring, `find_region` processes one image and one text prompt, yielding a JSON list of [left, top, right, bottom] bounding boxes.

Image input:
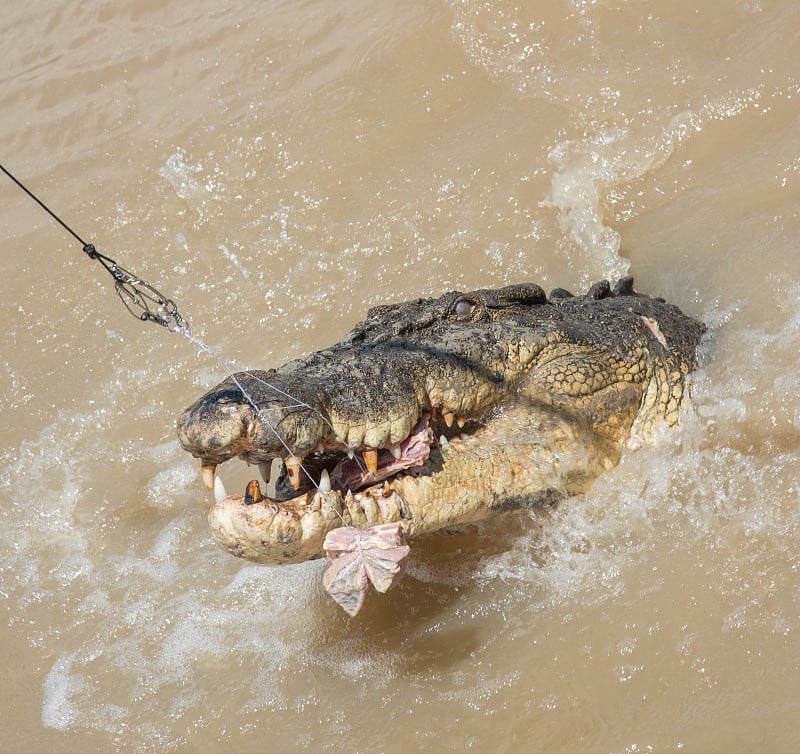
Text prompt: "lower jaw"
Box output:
[[206, 476, 417, 566]]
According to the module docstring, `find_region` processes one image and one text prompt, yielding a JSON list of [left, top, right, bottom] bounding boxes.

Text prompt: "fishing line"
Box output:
[[0, 161, 188, 331], [0, 161, 361, 509]]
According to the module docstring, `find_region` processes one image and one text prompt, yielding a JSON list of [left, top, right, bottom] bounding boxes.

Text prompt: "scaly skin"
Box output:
[[178, 278, 705, 565]]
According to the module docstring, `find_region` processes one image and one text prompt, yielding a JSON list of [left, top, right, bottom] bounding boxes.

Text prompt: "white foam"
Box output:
[[41, 654, 81, 731]]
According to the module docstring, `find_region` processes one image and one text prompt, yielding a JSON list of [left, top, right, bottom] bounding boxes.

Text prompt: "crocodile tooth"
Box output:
[[314, 441, 326, 454], [390, 444, 402, 459], [269, 456, 286, 485], [201, 462, 217, 491], [443, 411, 455, 428], [213, 474, 227, 505], [362, 449, 378, 474], [319, 468, 332, 493], [258, 461, 270, 483], [439, 435, 449, 447], [244, 479, 263, 505], [456, 416, 466, 428], [285, 455, 303, 490]]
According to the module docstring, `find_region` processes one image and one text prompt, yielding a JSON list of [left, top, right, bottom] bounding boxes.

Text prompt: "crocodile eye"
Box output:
[[454, 299, 476, 319]]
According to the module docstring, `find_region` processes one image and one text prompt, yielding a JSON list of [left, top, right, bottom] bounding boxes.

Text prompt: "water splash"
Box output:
[[542, 116, 701, 283], [159, 149, 210, 220]]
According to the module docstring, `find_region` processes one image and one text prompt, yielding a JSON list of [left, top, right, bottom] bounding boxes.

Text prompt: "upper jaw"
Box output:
[[187, 398, 477, 505], [177, 356, 506, 501]]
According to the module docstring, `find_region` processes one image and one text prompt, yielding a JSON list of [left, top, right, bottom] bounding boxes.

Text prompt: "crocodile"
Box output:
[[177, 278, 704, 612]]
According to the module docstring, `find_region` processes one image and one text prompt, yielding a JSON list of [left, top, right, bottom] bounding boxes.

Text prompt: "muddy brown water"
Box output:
[[2, 1, 800, 751]]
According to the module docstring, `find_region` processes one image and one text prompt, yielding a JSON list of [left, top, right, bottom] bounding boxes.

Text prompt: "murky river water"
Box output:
[[2, 0, 800, 751]]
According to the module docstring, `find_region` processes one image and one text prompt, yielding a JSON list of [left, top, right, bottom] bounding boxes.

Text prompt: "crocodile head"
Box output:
[[177, 277, 704, 514]]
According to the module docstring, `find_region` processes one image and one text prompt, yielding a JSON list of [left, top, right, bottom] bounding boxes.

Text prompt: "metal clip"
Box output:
[[112, 265, 188, 331], [83, 247, 188, 331]]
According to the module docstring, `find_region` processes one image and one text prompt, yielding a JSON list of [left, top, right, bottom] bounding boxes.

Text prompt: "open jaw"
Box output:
[[205, 414, 438, 505]]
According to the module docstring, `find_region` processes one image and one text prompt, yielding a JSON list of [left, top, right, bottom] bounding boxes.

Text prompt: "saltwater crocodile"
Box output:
[[178, 278, 704, 613]]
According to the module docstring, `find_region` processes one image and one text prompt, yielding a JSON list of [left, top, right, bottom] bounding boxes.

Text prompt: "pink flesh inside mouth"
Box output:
[[330, 416, 435, 493]]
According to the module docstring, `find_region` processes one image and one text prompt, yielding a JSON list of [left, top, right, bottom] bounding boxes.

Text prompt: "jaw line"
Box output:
[[203, 412, 483, 506]]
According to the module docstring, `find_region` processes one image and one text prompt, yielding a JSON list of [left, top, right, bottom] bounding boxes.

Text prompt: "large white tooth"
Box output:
[[258, 461, 270, 483], [270, 456, 285, 481], [439, 435, 449, 447], [456, 416, 466, 429], [318, 468, 332, 493], [201, 462, 217, 491], [213, 474, 227, 505], [390, 444, 402, 460]]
